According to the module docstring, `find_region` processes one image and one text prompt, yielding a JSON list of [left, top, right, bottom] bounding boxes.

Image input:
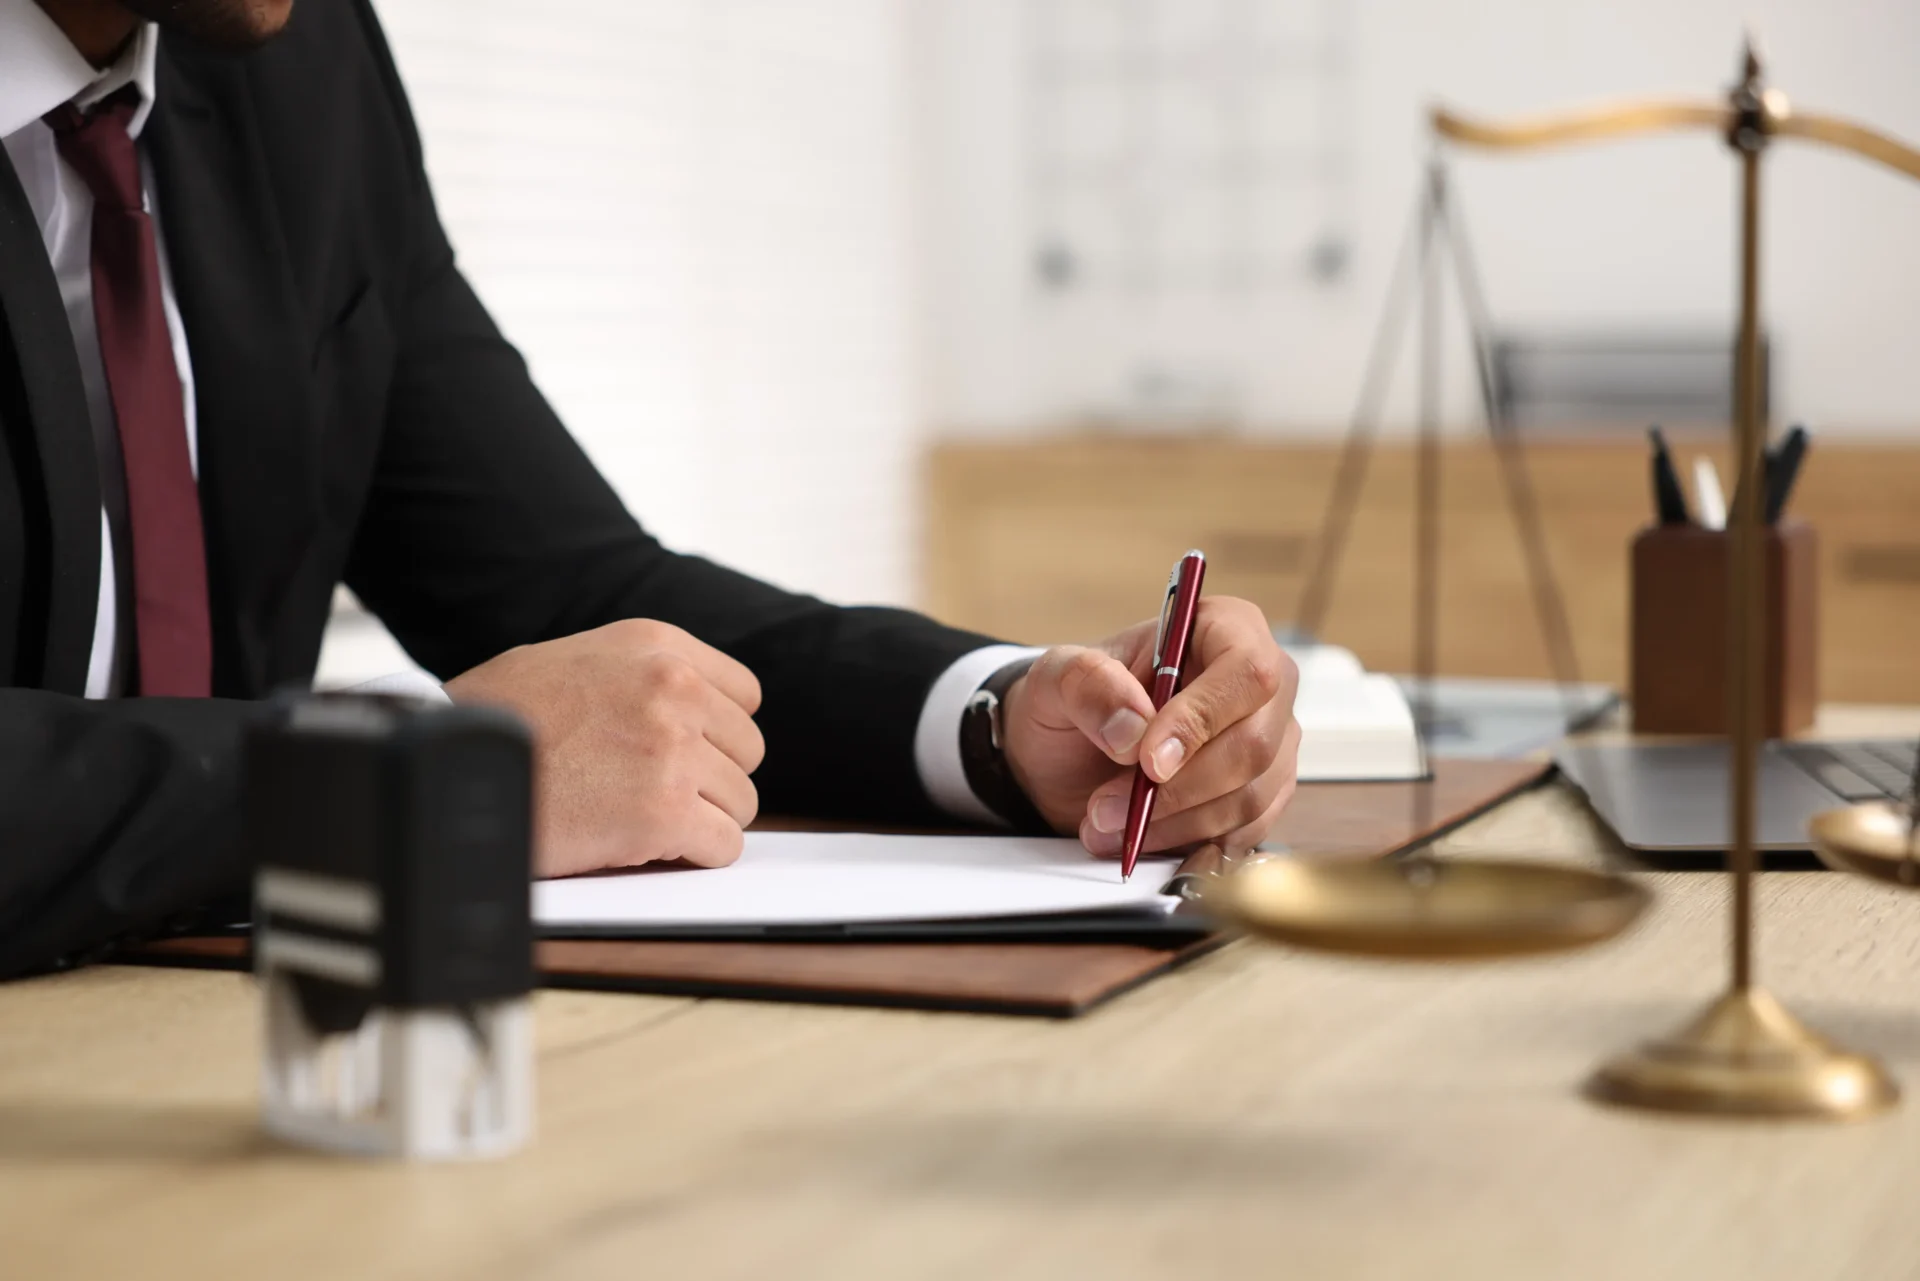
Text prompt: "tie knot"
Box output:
[[43, 86, 144, 213]]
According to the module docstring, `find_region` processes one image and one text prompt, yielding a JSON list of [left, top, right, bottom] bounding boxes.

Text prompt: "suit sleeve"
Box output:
[[0, 691, 253, 979], [340, 0, 1002, 825]]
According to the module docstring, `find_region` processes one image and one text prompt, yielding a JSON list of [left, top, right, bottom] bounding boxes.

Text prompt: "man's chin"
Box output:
[[121, 0, 296, 52]]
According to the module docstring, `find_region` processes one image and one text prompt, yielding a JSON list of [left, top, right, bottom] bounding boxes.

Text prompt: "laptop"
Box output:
[[1554, 738, 1918, 868]]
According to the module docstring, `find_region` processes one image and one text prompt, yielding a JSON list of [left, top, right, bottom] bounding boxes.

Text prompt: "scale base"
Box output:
[[1587, 987, 1898, 1120]]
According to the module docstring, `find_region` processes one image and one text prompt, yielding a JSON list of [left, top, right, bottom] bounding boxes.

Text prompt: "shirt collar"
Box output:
[[0, 0, 159, 141]]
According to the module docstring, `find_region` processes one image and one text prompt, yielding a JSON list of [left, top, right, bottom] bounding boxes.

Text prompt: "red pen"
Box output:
[[1121, 549, 1206, 882]]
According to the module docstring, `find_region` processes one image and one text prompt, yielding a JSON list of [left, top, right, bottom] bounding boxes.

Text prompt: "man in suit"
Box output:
[[0, 0, 1301, 977]]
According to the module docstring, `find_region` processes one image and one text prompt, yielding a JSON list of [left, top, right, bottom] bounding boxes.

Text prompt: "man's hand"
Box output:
[[999, 598, 1300, 858], [445, 620, 764, 878]]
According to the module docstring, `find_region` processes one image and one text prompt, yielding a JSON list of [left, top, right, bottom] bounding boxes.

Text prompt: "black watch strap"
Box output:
[[958, 657, 1055, 835]]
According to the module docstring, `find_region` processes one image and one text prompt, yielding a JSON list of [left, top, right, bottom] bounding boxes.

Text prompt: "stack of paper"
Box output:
[[535, 833, 1186, 932]]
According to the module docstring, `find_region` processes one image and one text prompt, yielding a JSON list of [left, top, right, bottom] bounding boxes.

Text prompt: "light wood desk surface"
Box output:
[[7, 706, 1920, 1281]]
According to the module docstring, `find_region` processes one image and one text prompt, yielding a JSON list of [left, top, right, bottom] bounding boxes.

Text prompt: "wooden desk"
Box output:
[[8, 710, 1920, 1280]]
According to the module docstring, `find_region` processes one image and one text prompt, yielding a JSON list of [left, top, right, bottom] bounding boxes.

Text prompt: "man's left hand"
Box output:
[[999, 597, 1301, 858]]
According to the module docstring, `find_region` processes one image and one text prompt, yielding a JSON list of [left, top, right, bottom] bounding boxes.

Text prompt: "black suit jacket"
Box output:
[[0, 1, 998, 977]]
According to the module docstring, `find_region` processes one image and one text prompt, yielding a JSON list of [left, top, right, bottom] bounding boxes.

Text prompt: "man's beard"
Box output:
[[118, 0, 295, 52]]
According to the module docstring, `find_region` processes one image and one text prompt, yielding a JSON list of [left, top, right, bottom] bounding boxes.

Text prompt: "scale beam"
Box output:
[[1432, 100, 1728, 150], [1773, 112, 1920, 182], [1433, 92, 1920, 187]]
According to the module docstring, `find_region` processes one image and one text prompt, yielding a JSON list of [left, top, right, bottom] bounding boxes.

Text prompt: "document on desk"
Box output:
[[533, 833, 1187, 933], [1285, 643, 1426, 781]]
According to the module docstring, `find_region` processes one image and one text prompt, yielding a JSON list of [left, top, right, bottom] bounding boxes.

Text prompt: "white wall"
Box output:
[[321, 0, 924, 683], [915, 0, 1920, 436], [379, 0, 918, 602]]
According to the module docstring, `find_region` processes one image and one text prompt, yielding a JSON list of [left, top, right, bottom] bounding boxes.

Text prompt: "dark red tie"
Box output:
[[45, 89, 211, 697]]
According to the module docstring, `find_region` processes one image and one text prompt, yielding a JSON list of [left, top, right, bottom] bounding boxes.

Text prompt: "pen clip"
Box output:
[[1149, 562, 1181, 670]]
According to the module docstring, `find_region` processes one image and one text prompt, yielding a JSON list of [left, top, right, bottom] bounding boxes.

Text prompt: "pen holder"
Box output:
[[1628, 519, 1818, 737]]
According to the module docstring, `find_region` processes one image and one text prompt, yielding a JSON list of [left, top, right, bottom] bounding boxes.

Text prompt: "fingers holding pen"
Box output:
[[1077, 596, 1301, 859], [1135, 600, 1297, 785], [1080, 716, 1298, 858]]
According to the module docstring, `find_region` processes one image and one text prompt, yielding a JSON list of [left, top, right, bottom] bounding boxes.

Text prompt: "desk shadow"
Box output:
[[1783, 1001, 1920, 1062], [755, 1112, 1359, 1201], [0, 1101, 266, 1163], [1458, 992, 1920, 1068]]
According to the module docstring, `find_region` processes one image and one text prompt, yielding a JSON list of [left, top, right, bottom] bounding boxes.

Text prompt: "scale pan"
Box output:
[[1810, 803, 1920, 887], [1203, 857, 1651, 960]]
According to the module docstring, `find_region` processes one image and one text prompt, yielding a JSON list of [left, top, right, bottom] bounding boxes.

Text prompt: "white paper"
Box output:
[[533, 833, 1185, 929]]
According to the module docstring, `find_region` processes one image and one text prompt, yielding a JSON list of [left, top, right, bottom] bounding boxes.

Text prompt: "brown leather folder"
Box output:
[[133, 933, 1226, 1018], [1271, 756, 1547, 857], [123, 757, 1549, 1017]]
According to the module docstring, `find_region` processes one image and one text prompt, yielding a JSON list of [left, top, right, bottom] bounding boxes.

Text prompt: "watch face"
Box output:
[[966, 687, 1004, 751]]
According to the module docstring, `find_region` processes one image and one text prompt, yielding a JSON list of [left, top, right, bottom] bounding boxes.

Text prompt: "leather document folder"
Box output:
[[137, 933, 1223, 1018], [125, 757, 1549, 1017]]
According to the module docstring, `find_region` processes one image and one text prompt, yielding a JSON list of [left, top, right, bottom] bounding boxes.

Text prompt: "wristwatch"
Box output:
[[958, 657, 1056, 835]]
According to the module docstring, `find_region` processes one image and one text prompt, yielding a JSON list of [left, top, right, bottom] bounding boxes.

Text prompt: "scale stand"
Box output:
[[1215, 38, 1920, 1119], [1433, 38, 1920, 1119]]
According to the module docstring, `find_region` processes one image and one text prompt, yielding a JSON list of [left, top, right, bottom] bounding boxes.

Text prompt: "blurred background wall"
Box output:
[[323, 0, 922, 681], [919, 0, 1920, 435], [324, 0, 1920, 691]]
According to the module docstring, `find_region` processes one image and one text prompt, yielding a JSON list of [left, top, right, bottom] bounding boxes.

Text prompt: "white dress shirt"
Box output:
[[0, 0, 1029, 822]]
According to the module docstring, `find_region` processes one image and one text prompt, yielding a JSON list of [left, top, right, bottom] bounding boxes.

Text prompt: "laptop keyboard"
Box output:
[[1779, 740, 1920, 803]]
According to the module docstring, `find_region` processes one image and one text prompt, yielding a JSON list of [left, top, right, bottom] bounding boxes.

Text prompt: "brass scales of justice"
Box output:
[[1202, 39, 1920, 1120]]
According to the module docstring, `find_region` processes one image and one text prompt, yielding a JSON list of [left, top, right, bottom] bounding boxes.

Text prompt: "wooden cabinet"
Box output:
[[923, 435, 1920, 702]]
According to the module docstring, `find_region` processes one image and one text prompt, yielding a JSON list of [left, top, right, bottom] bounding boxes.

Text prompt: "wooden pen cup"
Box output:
[[1628, 519, 1818, 736]]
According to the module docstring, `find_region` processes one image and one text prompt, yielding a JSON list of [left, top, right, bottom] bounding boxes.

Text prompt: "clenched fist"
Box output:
[[446, 619, 764, 877]]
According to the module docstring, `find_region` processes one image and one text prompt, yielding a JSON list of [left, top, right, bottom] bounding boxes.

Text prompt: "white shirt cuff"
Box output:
[[337, 670, 451, 704], [913, 644, 1047, 825]]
